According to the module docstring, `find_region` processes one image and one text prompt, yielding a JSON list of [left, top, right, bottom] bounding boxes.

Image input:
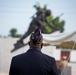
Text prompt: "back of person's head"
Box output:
[[30, 28, 43, 45]]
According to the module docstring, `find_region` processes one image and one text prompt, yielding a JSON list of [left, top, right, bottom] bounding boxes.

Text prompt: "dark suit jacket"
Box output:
[[9, 48, 58, 75]]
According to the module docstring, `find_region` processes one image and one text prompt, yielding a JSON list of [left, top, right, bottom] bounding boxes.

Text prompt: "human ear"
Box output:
[[41, 43, 43, 49]]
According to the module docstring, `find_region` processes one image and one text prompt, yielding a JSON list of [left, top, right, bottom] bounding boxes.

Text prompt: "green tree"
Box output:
[[9, 28, 22, 37], [33, 2, 65, 33], [10, 28, 17, 37]]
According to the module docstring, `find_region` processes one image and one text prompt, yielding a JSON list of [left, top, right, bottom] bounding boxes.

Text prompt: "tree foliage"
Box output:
[[33, 2, 65, 33], [9, 28, 22, 38], [9, 3, 65, 37]]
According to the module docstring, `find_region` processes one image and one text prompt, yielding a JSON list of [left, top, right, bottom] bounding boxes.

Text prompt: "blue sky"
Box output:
[[0, 0, 76, 36]]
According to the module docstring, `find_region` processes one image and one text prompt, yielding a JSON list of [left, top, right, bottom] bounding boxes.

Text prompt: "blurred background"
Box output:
[[0, 0, 76, 75], [0, 0, 76, 37]]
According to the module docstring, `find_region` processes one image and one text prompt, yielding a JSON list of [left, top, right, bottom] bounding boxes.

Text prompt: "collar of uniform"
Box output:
[[28, 48, 41, 52]]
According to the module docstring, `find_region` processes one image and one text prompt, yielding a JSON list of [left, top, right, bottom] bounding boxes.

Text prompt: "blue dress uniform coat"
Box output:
[[9, 48, 58, 75]]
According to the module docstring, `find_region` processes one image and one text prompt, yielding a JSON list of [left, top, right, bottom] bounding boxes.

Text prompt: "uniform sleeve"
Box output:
[[52, 58, 59, 75], [9, 57, 16, 75]]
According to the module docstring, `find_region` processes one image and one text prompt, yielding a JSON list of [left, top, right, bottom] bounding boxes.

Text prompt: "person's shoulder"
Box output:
[[41, 52, 55, 61], [12, 52, 26, 61]]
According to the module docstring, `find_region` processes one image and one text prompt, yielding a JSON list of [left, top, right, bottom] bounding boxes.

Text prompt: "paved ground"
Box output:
[[0, 73, 8, 75]]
